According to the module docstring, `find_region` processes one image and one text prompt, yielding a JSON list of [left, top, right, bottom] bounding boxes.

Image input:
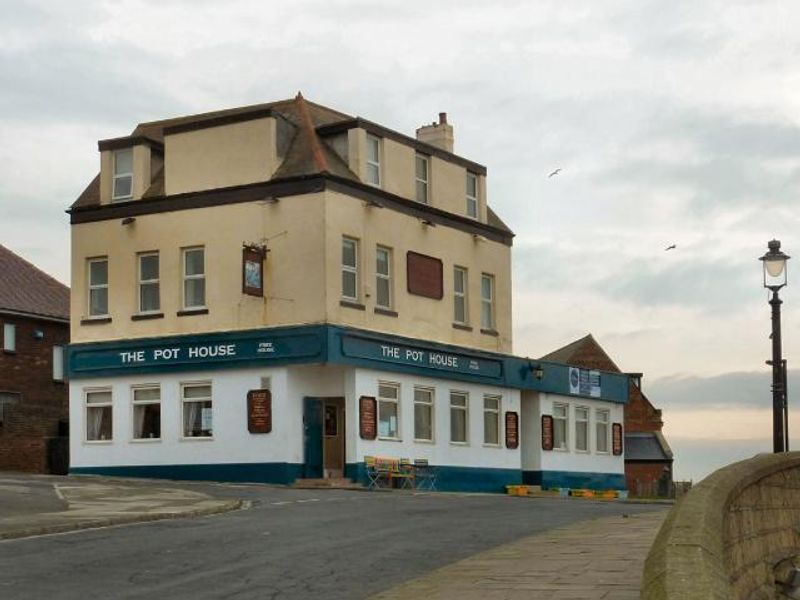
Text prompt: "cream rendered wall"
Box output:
[[70, 193, 328, 343], [323, 190, 512, 353], [164, 117, 278, 196]]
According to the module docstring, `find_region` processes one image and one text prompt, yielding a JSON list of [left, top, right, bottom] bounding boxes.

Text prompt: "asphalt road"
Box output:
[[0, 482, 659, 600]]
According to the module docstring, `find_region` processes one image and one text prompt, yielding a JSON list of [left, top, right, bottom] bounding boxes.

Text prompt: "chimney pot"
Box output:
[[439, 112, 447, 125]]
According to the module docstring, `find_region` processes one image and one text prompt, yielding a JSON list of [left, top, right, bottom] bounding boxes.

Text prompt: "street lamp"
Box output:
[[759, 239, 790, 453]]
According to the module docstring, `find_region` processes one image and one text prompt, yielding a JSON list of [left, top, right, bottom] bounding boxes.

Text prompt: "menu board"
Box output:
[[505, 411, 519, 449], [247, 389, 272, 434], [359, 396, 377, 440], [541, 414, 554, 451], [612, 422, 623, 456]]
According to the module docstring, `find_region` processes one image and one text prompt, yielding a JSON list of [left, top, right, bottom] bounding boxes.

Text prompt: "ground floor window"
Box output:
[[413, 387, 434, 441], [575, 406, 589, 452], [596, 409, 610, 453], [378, 382, 400, 439], [132, 386, 161, 440], [483, 395, 501, 445], [182, 383, 212, 438], [85, 389, 112, 441], [450, 391, 469, 443], [553, 403, 568, 450]]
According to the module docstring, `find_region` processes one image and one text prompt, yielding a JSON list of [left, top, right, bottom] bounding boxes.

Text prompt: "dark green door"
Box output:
[[303, 397, 323, 478]]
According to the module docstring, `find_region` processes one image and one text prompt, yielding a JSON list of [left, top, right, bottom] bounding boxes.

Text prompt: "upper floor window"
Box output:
[[112, 148, 133, 201], [466, 172, 478, 218], [88, 258, 109, 317], [453, 267, 468, 325], [415, 154, 429, 204], [342, 237, 359, 301], [138, 252, 160, 314], [2, 323, 15, 352], [375, 246, 392, 309], [480, 273, 494, 330], [366, 134, 381, 187], [182, 247, 205, 309]]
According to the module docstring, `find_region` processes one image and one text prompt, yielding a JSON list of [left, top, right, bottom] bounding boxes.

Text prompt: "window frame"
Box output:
[[85, 387, 113, 443], [552, 402, 569, 451], [596, 409, 610, 454], [0, 391, 21, 424], [341, 237, 359, 302], [453, 266, 469, 325], [137, 251, 160, 314], [449, 390, 469, 445], [466, 171, 478, 218], [52, 345, 65, 381], [377, 381, 400, 440], [483, 395, 502, 447], [366, 134, 381, 187], [181, 381, 213, 439], [375, 245, 393, 310], [87, 257, 109, 318], [111, 148, 134, 202], [415, 153, 429, 204], [575, 405, 590, 453], [480, 273, 495, 330], [2, 323, 15, 352], [131, 385, 161, 442], [413, 386, 435, 443], [182, 246, 206, 310]]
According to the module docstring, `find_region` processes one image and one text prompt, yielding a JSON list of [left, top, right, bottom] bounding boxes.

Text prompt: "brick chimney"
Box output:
[[416, 112, 454, 153]]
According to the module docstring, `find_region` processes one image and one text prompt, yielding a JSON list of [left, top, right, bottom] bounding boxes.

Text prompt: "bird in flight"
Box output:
[[548, 168, 561, 178], [665, 244, 676, 251]]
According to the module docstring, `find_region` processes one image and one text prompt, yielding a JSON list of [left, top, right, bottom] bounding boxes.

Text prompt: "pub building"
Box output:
[[67, 95, 627, 491]]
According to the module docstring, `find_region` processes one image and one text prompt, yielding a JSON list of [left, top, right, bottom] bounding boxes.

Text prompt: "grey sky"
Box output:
[[2, 0, 798, 480]]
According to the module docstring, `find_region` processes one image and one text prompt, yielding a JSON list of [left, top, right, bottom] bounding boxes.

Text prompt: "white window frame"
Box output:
[[413, 386, 435, 443], [553, 402, 569, 451], [415, 154, 429, 204], [366, 134, 381, 187], [483, 395, 501, 446], [111, 148, 133, 202], [449, 391, 469, 444], [52, 345, 65, 381], [341, 237, 359, 302], [377, 381, 400, 440], [182, 247, 206, 310], [375, 245, 392, 310], [132, 385, 161, 441], [453, 266, 469, 325], [87, 257, 109, 318], [137, 251, 160, 314], [466, 172, 478, 218], [85, 388, 113, 443], [480, 273, 495, 330], [596, 409, 610, 454], [181, 381, 213, 439], [3, 323, 15, 352], [575, 406, 590, 453]]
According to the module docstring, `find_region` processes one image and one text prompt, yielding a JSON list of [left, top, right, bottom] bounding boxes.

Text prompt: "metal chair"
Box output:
[[365, 456, 382, 490], [391, 458, 416, 489], [413, 458, 436, 491]]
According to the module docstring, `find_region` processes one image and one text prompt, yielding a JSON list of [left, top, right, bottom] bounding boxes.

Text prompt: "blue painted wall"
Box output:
[[523, 470, 626, 490]]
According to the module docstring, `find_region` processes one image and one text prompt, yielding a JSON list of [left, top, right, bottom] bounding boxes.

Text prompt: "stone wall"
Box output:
[[641, 452, 800, 599]]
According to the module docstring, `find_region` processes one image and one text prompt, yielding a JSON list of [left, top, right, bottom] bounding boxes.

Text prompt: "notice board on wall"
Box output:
[[505, 411, 519, 449], [541, 414, 554, 451], [406, 251, 443, 299], [359, 396, 377, 440], [612, 422, 623, 455], [247, 389, 272, 434]]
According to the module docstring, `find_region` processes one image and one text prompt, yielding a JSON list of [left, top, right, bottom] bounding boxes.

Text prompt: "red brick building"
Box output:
[[540, 334, 673, 496], [0, 245, 70, 473]]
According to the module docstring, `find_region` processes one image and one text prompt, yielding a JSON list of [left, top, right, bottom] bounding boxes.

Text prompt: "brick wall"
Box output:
[[0, 313, 69, 472], [626, 461, 672, 496]]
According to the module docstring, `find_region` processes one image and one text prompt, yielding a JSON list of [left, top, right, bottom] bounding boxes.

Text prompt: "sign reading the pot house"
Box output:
[[541, 414, 554, 451], [247, 389, 272, 434], [505, 411, 519, 449], [359, 396, 377, 440]]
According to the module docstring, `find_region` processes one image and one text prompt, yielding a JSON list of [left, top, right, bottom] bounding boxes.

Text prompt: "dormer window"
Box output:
[[112, 148, 133, 201], [466, 172, 478, 218], [415, 154, 429, 204], [366, 134, 381, 187]]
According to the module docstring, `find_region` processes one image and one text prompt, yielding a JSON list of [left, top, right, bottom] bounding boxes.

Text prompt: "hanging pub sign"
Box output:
[[247, 388, 272, 434], [612, 422, 623, 455], [359, 396, 377, 440], [505, 411, 519, 449], [242, 244, 267, 297], [541, 414, 554, 451]]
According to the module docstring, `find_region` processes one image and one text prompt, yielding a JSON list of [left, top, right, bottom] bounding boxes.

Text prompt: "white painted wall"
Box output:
[[520, 391, 624, 475], [349, 367, 520, 469]]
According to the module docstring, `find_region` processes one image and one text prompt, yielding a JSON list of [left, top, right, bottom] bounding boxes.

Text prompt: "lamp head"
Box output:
[[760, 239, 790, 290]]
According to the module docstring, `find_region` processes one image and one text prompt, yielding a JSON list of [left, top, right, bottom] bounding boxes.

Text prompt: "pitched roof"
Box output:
[[539, 333, 622, 373], [624, 431, 673, 462], [0, 245, 69, 321]]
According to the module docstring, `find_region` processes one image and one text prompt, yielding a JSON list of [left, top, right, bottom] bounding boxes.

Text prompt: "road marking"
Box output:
[[295, 498, 320, 503], [53, 484, 66, 502], [270, 501, 292, 506]]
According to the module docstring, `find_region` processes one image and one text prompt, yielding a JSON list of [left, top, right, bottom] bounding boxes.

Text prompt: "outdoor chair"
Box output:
[[390, 458, 416, 489], [413, 458, 437, 491]]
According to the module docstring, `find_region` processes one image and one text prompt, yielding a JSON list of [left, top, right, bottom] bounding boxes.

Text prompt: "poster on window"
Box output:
[[541, 414, 554, 451], [612, 422, 623, 455], [359, 396, 377, 440], [242, 246, 265, 297], [247, 389, 272, 434], [505, 411, 519, 449]]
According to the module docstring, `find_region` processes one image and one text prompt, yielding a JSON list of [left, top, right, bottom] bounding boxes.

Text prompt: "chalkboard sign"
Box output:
[[247, 389, 272, 434], [505, 411, 519, 449], [612, 422, 623, 456], [541, 414, 554, 451], [359, 396, 377, 440]]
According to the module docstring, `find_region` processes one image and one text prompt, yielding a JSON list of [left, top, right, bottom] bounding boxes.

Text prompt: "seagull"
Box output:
[[665, 244, 676, 251], [548, 168, 561, 178]]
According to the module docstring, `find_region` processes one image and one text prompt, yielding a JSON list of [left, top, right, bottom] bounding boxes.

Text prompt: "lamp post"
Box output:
[[760, 239, 790, 453]]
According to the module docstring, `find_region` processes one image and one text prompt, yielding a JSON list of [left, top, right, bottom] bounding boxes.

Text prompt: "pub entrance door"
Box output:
[[303, 397, 345, 479]]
